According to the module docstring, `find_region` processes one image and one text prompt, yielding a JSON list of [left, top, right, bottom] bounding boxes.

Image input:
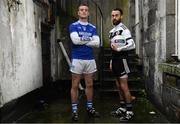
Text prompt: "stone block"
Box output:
[[144, 41, 155, 57], [148, 0, 158, 10], [166, 16, 175, 59], [166, 0, 175, 15], [148, 9, 156, 26]]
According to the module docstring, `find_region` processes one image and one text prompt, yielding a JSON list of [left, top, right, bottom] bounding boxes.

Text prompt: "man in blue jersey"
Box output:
[[109, 8, 135, 121], [69, 3, 100, 121]]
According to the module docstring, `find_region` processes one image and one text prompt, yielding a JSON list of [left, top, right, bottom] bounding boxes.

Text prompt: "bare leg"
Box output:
[[71, 73, 81, 103], [115, 79, 124, 101], [119, 77, 132, 103], [118, 77, 134, 121], [84, 73, 93, 101], [84, 73, 100, 117]]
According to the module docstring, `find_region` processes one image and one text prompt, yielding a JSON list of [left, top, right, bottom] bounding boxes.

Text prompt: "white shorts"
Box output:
[[70, 59, 97, 74]]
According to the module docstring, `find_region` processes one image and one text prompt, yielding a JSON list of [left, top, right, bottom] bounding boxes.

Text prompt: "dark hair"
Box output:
[[79, 3, 89, 8], [112, 8, 123, 15]]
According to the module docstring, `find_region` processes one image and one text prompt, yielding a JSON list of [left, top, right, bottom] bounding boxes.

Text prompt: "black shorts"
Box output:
[[112, 58, 130, 77]]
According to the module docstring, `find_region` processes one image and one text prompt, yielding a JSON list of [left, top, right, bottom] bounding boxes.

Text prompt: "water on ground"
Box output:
[[16, 86, 169, 123]]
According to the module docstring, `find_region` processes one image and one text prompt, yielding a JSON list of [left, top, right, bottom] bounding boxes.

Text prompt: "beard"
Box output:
[[112, 19, 121, 26]]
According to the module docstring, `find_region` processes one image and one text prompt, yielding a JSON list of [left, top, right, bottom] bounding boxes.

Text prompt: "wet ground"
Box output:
[[15, 86, 169, 123]]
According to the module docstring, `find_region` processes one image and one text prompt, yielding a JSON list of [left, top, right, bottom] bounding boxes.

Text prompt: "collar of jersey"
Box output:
[[78, 20, 88, 25]]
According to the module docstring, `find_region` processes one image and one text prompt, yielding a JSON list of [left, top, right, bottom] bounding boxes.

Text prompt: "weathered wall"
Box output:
[[140, 0, 180, 121], [141, 0, 166, 103], [140, 0, 166, 113], [0, 0, 48, 107]]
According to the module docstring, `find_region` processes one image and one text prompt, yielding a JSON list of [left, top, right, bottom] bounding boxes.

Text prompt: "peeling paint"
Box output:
[[0, 0, 44, 106]]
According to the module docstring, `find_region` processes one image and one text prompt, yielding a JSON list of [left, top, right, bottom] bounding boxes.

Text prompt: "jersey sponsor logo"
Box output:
[[77, 26, 81, 30], [111, 35, 126, 47], [79, 31, 92, 37]]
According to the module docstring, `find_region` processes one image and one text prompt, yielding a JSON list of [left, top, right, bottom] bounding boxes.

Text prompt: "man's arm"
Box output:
[[117, 38, 135, 51], [70, 32, 91, 45], [122, 29, 135, 51], [85, 35, 100, 48], [112, 38, 135, 52], [111, 29, 135, 52]]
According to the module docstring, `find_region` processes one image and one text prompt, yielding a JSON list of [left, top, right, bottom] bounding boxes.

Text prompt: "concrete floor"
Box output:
[[16, 87, 169, 123]]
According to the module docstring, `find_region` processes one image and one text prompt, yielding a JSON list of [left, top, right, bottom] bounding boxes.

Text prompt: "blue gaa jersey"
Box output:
[[69, 21, 98, 60]]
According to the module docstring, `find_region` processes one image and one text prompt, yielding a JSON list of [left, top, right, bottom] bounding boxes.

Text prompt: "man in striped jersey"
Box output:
[[109, 8, 135, 121]]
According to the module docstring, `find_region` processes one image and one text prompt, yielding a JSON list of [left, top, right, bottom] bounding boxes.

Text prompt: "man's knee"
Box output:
[[71, 84, 79, 91], [71, 80, 80, 91], [120, 82, 128, 91], [86, 82, 93, 89], [72, 74, 81, 89]]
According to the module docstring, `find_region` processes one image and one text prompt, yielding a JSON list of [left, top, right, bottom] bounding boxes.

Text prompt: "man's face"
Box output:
[[78, 5, 89, 19], [111, 10, 122, 25]]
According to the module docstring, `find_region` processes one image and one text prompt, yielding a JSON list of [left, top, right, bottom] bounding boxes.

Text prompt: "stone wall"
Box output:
[[140, 0, 180, 122], [140, 0, 165, 102]]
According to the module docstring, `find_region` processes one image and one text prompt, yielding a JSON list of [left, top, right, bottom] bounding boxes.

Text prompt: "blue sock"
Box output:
[[72, 103, 78, 113], [86, 101, 93, 109]]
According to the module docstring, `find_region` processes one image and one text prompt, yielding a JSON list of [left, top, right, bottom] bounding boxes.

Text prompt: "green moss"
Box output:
[[104, 39, 110, 48], [165, 75, 177, 87], [159, 63, 180, 88], [159, 63, 180, 77]]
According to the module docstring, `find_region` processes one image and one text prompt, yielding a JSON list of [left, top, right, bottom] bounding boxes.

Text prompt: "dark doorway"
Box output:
[[41, 23, 51, 86]]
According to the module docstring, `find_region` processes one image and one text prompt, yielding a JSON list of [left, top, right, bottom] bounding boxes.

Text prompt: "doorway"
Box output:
[[41, 23, 51, 86]]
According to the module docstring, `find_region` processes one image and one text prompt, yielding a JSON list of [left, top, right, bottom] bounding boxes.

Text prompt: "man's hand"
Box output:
[[109, 60, 112, 71], [111, 43, 123, 52]]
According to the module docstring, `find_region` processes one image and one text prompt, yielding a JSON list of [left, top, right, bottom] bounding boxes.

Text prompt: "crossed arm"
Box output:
[[70, 32, 100, 48]]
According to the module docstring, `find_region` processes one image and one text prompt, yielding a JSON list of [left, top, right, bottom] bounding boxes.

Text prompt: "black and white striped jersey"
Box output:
[[109, 22, 135, 59]]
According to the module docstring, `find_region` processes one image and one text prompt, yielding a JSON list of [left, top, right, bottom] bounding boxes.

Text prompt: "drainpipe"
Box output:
[[176, 0, 180, 60], [173, 0, 180, 61], [135, 0, 140, 56], [178, 0, 180, 60], [100, 14, 103, 47], [174, 0, 178, 58]]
